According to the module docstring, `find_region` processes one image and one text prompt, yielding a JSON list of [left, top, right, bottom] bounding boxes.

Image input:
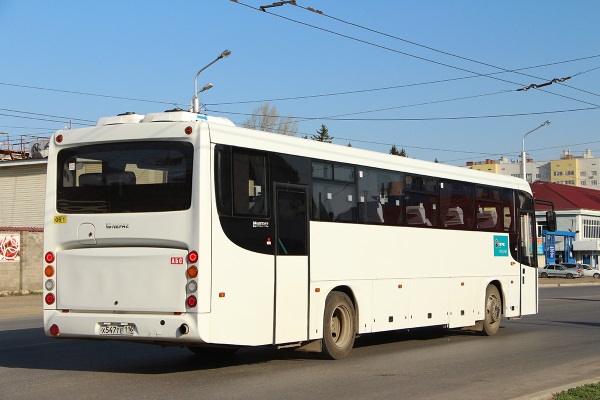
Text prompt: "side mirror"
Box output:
[[546, 211, 557, 232]]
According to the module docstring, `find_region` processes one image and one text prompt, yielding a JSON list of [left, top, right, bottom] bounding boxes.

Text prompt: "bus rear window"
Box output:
[[56, 141, 193, 213]]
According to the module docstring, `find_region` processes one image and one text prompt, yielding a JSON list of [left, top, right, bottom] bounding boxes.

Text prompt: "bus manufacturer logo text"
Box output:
[[106, 223, 129, 229], [170, 257, 184, 264], [252, 221, 269, 228]]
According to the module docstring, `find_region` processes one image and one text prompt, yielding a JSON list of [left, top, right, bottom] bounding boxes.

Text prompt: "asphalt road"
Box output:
[[1, 286, 599, 400]]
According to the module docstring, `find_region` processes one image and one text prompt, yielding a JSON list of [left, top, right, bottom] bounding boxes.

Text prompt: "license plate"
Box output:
[[99, 324, 135, 336]]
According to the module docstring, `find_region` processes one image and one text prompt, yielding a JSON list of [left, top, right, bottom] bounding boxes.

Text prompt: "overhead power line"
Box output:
[[231, 0, 600, 108], [293, 2, 600, 99], [207, 54, 600, 106], [208, 104, 600, 122], [0, 82, 184, 107]]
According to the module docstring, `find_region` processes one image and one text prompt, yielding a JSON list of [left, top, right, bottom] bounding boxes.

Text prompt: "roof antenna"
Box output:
[[191, 49, 231, 113]]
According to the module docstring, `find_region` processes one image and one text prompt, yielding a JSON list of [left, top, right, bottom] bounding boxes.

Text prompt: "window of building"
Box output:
[[592, 171, 598, 176], [565, 180, 575, 185], [591, 180, 598, 186], [580, 171, 587, 177], [583, 219, 600, 239], [553, 171, 563, 177], [565, 170, 575, 176]]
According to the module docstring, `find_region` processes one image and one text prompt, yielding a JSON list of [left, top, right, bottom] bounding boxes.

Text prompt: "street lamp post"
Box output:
[[191, 49, 231, 113], [521, 120, 551, 182]]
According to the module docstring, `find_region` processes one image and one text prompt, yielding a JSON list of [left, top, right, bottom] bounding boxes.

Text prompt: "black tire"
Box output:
[[540, 272, 548, 278], [187, 346, 238, 358], [566, 273, 573, 279], [321, 291, 356, 360], [594, 273, 599, 279], [482, 285, 502, 336]]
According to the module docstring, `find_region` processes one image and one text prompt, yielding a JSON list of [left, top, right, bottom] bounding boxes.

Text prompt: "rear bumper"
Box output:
[[44, 310, 208, 345]]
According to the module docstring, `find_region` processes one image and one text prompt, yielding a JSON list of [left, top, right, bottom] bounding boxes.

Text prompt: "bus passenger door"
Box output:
[[274, 184, 309, 344], [519, 211, 538, 315]]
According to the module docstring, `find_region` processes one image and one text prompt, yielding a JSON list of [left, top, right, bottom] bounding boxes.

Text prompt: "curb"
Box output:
[[511, 376, 600, 400], [0, 290, 42, 297]]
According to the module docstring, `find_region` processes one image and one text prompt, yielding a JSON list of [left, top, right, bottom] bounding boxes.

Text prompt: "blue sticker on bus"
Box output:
[[493, 235, 509, 257]]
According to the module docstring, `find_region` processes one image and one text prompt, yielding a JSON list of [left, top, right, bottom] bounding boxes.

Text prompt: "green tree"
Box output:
[[399, 147, 407, 157], [242, 102, 298, 136], [389, 145, 400, 155], [311, 124, 333, 143]]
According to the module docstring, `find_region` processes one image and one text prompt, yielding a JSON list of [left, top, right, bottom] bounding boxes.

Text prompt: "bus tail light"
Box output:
[[45, 252, 55, 264], [188, 251, 198, 264], [45, 265, 55, 277], [187, 265, 198, 278], [49, 324, 60, 336], [45, 293, 56, 305], [186, 280, 198, 293], [45, 279, 55, 291], [186, 295, 197, 308]]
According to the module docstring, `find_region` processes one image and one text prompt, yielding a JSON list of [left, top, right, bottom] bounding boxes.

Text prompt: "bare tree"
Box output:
[[242, 102, 298, 136]]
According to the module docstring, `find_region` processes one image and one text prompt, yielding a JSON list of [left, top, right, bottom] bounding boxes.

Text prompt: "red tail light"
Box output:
[[186, 295, 197, 308], [188, 251, 199, 264], [50, 324, 60, 336], [45, 293, 56, 305], [45, 252, 55, 263]]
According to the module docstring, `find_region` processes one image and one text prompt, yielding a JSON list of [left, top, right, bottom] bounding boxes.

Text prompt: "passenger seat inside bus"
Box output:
[[106, 171, 136, 186], [78, 173, 104, 186]]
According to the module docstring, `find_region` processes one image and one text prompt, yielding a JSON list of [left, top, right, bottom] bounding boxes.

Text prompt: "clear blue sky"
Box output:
[[1, 1, 599, 166]]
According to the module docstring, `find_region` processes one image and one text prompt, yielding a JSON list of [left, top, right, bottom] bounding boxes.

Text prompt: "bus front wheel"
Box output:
[[482, 285, 502, 336], [322, 291, 356, 360]]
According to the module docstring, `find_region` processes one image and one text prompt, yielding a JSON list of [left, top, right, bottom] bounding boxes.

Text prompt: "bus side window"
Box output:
[[404, 174, 439, 228], [232, 148, 268, 216], [311, 162, 356, 223], [357, 169, 404, 226], [440, 181, 475, 230], [476, 186, 503, 232], [215, 146, 232, 216]]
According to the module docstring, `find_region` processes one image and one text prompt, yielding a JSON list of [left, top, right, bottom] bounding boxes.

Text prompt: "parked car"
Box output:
[[538, 264, 581, 278], [560, 263, 582, 275], [578, 264, 600, 278]]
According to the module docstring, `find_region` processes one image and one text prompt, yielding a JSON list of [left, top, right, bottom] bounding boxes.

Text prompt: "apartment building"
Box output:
[[466, 149, 600, 190]]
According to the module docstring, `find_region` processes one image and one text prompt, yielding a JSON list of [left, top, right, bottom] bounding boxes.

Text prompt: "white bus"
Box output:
[[43, 110, 546, 359]]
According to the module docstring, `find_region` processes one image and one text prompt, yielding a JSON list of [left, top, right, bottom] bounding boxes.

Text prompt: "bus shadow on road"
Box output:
[[353, 326, 483, 351], [0, 327, 323, 374], [0, 326, 488, 374]]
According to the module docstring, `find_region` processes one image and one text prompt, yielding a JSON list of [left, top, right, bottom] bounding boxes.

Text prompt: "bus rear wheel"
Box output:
[[482, 285, 502, 336], [322, 291, 356, 360]]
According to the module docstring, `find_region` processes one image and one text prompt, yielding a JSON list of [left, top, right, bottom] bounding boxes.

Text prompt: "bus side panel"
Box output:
[[372, 279, 409, 332], [448, 277, 476, 328], [408, 278, 449, 328], [210, 214, 275, 346]]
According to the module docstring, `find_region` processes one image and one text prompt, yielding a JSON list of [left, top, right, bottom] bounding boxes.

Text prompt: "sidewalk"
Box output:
[[0, 293, 42, 316], [538, 276, 600, 286]]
